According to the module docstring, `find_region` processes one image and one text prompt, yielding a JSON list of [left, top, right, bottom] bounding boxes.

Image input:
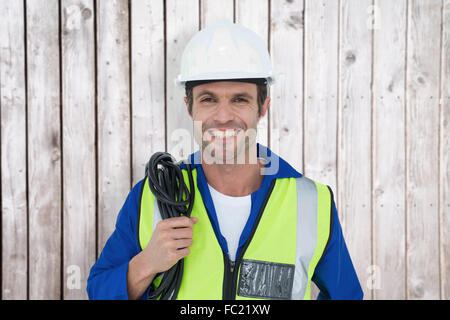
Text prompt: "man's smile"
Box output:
[[207, 128, 242, 140]]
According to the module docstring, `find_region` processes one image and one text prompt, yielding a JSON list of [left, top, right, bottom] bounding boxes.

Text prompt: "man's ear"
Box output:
[[184, 97, 192, 118], [259, 97, 271, 120]]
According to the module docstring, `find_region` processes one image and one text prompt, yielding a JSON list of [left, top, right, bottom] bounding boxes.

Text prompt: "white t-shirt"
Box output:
[[207, 183, 252, 261]]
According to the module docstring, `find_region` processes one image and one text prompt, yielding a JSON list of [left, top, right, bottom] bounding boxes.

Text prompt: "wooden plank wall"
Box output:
[[1, 0, 449, 300]]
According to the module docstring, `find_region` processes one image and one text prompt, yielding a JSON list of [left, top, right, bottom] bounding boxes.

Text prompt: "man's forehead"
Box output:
[[193, 81, 256, 97]]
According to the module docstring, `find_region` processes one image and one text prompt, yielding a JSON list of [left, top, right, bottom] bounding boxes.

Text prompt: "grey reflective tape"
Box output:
[[238, 259, 295, 300], [291, 176, 318, 300]]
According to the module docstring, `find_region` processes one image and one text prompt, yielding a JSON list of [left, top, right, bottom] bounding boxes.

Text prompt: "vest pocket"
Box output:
[[237, 259, 295, 300]]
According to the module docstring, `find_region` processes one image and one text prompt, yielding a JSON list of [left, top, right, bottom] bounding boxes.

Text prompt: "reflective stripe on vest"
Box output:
[[293, 176, 332, 299], [137, 168, 332, 300]]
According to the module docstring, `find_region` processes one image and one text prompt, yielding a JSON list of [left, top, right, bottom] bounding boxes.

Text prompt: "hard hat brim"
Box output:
[[184, 78, 268, 90]]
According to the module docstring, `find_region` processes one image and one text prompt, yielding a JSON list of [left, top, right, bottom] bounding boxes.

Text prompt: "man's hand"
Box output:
[[145, 216, 198, 274], [127, 216, 198, 300]]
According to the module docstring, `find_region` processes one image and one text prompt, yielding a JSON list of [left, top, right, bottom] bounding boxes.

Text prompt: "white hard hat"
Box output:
[[175, 19, 276, 89]]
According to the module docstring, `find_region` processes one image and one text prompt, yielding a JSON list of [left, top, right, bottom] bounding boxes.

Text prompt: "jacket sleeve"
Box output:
[[311, 194, 364, 300], [86, 179, 150, 300]]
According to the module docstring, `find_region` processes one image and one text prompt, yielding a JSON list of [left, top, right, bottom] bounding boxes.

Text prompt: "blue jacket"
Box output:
[[87, 143, 364, 300]]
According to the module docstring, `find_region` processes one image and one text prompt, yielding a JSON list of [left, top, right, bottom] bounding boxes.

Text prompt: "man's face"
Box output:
[[185, 81, 269, 164]]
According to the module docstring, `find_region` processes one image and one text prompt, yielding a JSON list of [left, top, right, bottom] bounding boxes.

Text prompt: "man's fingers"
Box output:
[[173, 238, 193, 249], [167, 227, 193, 240], [176, 247, 191, 259], [160, 216, 196, 229]]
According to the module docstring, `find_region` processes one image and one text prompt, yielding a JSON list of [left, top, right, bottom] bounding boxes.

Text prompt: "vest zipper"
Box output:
[[222, 179, 277, 300], [222, 253, 234, 300]]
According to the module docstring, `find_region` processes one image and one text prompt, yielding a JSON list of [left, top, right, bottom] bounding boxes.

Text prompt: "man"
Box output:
[[87, 20, 363, 300]]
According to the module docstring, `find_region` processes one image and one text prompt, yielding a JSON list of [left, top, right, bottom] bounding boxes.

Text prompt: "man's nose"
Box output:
[[212, 102, 234, 122]]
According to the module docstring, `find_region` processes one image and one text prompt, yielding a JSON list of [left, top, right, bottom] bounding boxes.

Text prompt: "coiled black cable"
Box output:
[[144, 152, 195, 300]]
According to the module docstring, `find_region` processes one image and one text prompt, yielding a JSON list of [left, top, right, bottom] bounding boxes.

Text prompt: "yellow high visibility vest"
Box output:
[[138, 167, 333, 300]]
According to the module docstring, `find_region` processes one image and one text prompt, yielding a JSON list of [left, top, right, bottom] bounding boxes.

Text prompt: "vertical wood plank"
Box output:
[[26, 0, 62, 299], [269, 0, 304, 175], [0, 0, 28, 300], [303, 0, 339, 192], [440, 0, 450, 301], [61, 0, 96, 299], [338, 0, 373, 300], [406, 0, 441, 300], [131, 0, 165, 186], [235, 0, 269, 148], [200, 0, 234, 27], [96, 0, 131, 252], [372, 0, 407, 300], [166, 0, 199, 159]]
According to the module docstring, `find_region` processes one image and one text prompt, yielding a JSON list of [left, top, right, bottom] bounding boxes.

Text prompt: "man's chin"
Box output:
[[201, 143, 244, 165]]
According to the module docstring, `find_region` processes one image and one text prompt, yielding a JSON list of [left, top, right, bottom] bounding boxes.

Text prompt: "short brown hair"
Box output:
[[185, 84, 267, 117]]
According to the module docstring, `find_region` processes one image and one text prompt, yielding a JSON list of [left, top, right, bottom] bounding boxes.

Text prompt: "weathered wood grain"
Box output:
[[61, 0, 96, 299], [201, 0, 233, 27], [96, 0, 131, 253], [269, 0, 304, 180], [372, 0, 407, 300], [131, 0, 165, 186], [26, 0, 62, 300], [303, 0, 339, 193], [338, 0, 374, 300], [406, 0, 441, 300], [440, 0, 450, 301], [0, 0, 28, 300]]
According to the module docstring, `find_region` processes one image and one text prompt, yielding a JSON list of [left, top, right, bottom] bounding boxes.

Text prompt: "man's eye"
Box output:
[[201, 97, 214, 102], [235, 98, 248, 103]]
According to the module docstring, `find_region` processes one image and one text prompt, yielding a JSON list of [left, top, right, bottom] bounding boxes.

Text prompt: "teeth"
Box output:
[[210, 129, 240, 138]]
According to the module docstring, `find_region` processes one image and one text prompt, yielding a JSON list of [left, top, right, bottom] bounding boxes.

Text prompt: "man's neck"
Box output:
[[201, 153, 265, 197]]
